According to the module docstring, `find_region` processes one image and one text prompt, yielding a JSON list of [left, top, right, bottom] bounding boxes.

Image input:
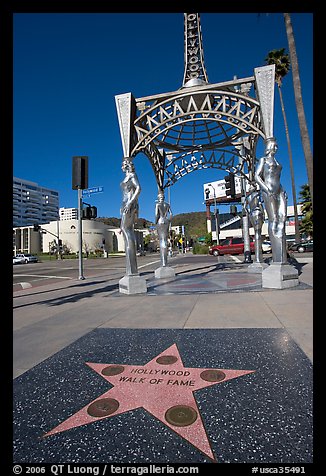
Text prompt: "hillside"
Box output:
[[97, 212, 208, 238], [171, 212, 207, 237], [96, 216, 153, 228]]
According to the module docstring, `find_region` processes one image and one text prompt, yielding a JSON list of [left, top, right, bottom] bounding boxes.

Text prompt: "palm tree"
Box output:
[[298, 184, 313, 238], [265, 48, 300, 243], [283, 13, 313, 206]]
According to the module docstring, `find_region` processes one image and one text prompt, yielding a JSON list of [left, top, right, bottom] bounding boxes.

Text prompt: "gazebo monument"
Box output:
[[115, 13, 299, 293]]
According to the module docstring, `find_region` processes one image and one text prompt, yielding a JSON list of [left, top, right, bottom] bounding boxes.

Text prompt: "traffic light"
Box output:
[[72, 156, 89, 190], [82, 205, 97, 219], [90, 206, 97, 219], [224, 173, 236, 198], [82, 207, 90, 219]]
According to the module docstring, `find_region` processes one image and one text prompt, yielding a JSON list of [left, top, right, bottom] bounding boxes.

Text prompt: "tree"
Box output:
[[283, 13, 313, 206], [265, 48, 300, 243], [298, 184, 313, 238], [204, 232, 213, 246]]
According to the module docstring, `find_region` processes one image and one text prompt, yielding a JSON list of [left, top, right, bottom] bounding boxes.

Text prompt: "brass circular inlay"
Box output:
[[165, 405, 198, 427], [101, 365, 125, 376], [87, 398, 119, 418], [200, 369, 226, 382], [156, 355, 178, 365]]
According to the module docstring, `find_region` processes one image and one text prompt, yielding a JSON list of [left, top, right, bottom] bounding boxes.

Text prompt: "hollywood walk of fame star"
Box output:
[[43, 344, 255, 461]]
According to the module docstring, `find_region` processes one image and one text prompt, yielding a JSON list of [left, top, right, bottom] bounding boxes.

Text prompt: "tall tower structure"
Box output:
[[116, 13, 276, 192], [182, 13, 208, 87]]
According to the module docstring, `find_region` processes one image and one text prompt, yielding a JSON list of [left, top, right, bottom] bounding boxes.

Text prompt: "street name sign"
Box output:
[[82, 186, 104, 197]]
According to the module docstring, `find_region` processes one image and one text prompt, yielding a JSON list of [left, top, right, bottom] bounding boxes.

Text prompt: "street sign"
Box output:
[[82, 186, 104, 197]]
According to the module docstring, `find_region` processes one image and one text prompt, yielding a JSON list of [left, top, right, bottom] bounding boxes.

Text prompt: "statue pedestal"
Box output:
[[247, 262, 269, 274], [155, 266, 176, 279], [119, 275, 147, 295], [262, 263, 299, 289]]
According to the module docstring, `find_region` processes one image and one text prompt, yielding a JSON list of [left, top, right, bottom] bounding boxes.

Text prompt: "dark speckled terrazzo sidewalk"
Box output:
[[13, 255, 313, 465], [13, 328, 313, 464]]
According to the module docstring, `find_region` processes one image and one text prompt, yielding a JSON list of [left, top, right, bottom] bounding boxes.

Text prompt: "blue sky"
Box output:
[[13, 12, 313, 222]]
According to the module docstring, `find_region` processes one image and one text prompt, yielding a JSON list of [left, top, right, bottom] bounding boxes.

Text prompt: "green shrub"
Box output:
[[192, 244, 209, 254]]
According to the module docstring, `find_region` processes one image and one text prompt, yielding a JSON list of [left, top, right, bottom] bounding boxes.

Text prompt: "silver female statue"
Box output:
[[155, 190, 172, 267], [120, 158, 141, 275], [245, 184, 264, 263], [255, 137, 287, 264]]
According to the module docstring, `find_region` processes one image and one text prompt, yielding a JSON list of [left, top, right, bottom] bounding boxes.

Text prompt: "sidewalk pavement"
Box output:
[[13, 254, 313, 378]]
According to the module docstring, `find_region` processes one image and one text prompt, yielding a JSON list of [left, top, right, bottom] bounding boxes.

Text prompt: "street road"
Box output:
[[13, 250, 310, 293], [12, 253, 241, 291], [13, 254, 154, 290]]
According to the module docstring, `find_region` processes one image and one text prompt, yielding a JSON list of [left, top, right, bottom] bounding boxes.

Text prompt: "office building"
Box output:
[[13, 177, 59, 227], [59, 207, 78, 221]]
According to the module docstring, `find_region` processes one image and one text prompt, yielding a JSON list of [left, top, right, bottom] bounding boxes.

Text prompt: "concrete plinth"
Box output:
[[247, 262, 269, 274], [155, 266, 176, 279], [119, 275, 147, 294], [262, 263, 299, 289]]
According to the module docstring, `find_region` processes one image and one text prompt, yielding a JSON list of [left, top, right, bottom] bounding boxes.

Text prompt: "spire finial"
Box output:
[[182, 13, 209, 87]]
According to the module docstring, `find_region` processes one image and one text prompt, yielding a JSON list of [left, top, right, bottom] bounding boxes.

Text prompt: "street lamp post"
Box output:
[[207, 183, 219, 245]]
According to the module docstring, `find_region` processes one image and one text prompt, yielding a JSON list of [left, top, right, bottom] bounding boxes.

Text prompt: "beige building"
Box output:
[[41, 220, 115, 255], [13, 219, 147, 256], [13, 226, 42, 255]]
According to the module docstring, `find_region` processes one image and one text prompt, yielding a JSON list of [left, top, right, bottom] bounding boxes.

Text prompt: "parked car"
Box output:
[[14, 253, 38, 263], [288, 240, 313, 253], [261, 240, 272, 253], [209, 237, 255, 256], [13, 256, 25, 265]]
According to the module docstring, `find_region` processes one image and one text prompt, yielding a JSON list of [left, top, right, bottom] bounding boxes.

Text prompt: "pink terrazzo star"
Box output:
[[43, 344, 255, 461]]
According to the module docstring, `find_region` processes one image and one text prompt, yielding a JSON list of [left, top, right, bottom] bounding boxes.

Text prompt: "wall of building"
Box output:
[[209, 205, 303, 242], [217, 222, 299, 241], [59, 207, 78, 220], [13, 227, 42, 255], [13, 177, 59, 227], [41, 220, 114, 254], [109, 227, 146, 253], [13, 220, 147, 255]]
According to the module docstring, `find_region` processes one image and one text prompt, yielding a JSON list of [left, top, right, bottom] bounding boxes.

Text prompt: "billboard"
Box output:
[[203, 177, 243, 201]]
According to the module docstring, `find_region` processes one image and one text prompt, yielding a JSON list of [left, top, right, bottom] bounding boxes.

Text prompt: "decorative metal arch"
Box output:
[[163, 145, 256, 189], [115, 13, 275, 192], [133, 89, 262, 152]]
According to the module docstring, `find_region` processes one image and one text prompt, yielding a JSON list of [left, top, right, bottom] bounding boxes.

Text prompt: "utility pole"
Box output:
[[56, 219, 61, 260], [77, 188, 85, 280], [72, 155, 89, 280], [240, 170, 252, 263], [206, 184, 219, 245]]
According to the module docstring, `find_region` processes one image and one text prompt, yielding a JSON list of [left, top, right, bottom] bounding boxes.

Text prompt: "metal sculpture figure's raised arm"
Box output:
[[120, 158, 141, 276], [255, 138, 288, 264], [245, 184, 265, 264], [155, 191, 173, 268]]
